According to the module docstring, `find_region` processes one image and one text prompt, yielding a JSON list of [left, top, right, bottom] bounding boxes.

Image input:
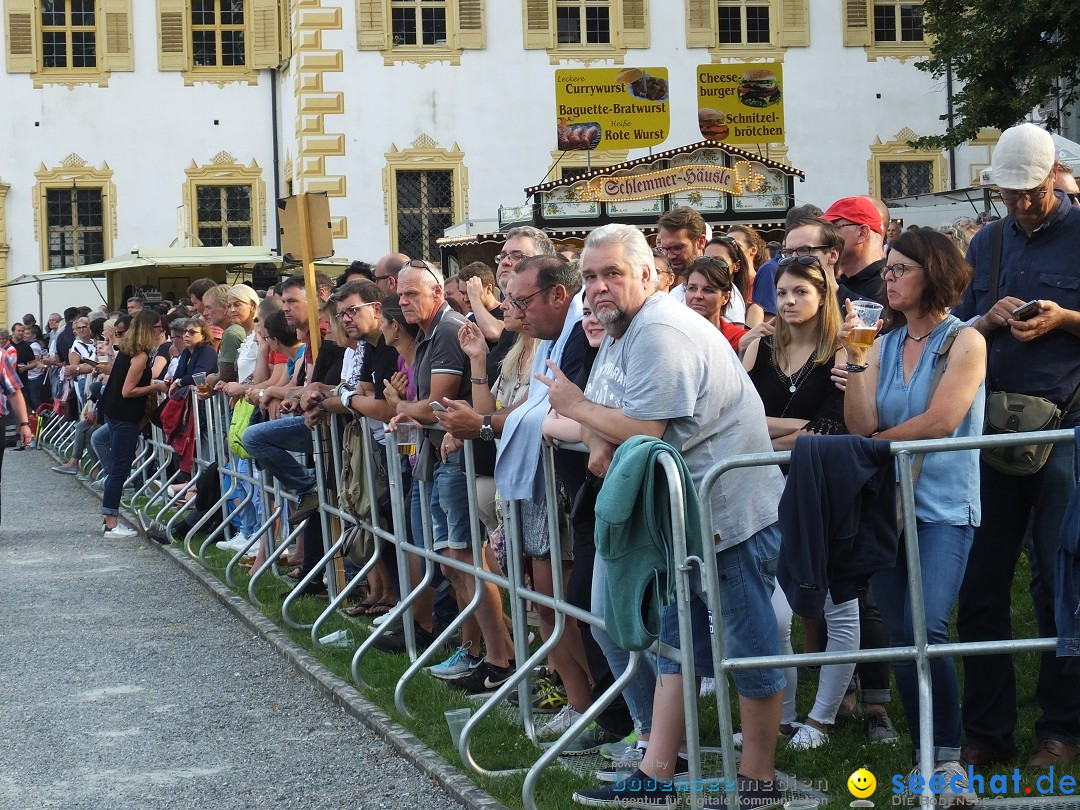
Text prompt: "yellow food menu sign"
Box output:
[[696, 63, 785, 145], [555, 67, 670, 152]]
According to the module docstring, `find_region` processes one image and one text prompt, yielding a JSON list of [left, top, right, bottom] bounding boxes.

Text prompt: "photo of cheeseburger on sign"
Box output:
[[698, 109, 730, 141], [738, 69, 781, 108]]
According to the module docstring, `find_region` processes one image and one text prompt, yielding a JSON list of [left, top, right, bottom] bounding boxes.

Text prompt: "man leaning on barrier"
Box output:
[[540, 223, 787, 810]]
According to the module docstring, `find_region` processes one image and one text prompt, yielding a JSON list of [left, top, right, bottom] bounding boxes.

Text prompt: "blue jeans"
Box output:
[[656, 522, 786, 700], [591, 553, 657, 734], [227, 459, 262, 537], [433, 454, 472, 551], [958, 440, 1080, 750], [240, 415, 314, 494], [90, 423, 112, 474], [873, 521, 973, 763], [101, 417, 140, 517]]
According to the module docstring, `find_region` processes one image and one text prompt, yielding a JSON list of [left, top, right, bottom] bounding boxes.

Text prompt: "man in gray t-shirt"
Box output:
[[543, 224, 786, 809]]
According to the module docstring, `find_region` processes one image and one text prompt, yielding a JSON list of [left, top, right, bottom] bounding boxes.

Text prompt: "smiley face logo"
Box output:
[[848, 768, 877, 799]]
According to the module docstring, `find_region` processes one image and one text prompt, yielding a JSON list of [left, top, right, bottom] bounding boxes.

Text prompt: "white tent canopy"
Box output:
[[4, 245, 282, 288]]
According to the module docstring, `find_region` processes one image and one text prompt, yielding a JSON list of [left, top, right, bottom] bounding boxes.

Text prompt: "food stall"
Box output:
[[438, 139, 804, 271]]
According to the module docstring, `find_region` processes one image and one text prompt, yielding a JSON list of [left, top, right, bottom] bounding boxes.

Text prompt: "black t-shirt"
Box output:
[[358, 336, 399, 400], [484, 306, 516, 385], [152, 343, 172, 380], [551, 324, 587, 497], [12, 341, 34, 387], [836, 259, 887, 308], [311, 340, 344, 385]]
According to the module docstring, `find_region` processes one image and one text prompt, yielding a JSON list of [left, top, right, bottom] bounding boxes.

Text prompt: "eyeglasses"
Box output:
[[999, 186, 1050, 203], [779, 245, 830, 259], [114, 329, 127, 336], [656, 243, 690, 255], [183, 328, 199, 335], [373, 274, 393, 283], [407, 259, 442, 285], [495, 249, 531, 264], [507, 286, 553, 312], [778, 255, 824, 270], [75, 324, 90, 329], [338, 301, 378, 320], [881, 262, 922, 279]]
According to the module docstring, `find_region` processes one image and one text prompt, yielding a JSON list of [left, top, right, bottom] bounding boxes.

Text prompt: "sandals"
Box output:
[[345, 602, 375, 617], [365, 600, 396, 616]]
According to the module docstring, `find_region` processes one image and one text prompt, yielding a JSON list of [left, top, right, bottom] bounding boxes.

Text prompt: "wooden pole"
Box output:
[[295, 192, 322, 361]]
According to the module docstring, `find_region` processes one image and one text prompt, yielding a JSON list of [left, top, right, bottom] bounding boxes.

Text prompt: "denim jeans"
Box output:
[[432, 455, 472, 551], [591, 553, 657, 734], [101, 417, 140, 517], [240, 415, 314, 494], [227, 458, 262, 538], [872, 521, 973, 763], [958, 441, 1080, 750], [90, 423, 112, 477]]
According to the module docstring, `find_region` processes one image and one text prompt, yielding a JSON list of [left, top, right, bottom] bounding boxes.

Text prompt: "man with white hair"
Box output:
[[542, 223, 786, 808], [954, 122, 1080, 770]]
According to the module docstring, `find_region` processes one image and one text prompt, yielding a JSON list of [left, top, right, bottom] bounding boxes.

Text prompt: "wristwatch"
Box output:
[[480, 415, 495, 442], [18, 421, 29, 427], [258, 389, 266, 399]]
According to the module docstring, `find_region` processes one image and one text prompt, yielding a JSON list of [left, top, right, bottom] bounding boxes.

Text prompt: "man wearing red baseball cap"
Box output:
[[823, 196, 887, 306]]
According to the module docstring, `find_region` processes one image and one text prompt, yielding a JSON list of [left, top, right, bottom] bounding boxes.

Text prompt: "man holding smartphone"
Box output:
[[953, 123, 1080, 771]]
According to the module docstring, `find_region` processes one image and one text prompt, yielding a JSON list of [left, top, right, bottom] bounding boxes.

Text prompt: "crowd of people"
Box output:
[[29, 122, 1080, 809]]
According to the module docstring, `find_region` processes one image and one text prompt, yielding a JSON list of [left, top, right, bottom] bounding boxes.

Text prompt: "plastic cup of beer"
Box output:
[[396, 421, 420, 456], [849, 300, 884, 349]]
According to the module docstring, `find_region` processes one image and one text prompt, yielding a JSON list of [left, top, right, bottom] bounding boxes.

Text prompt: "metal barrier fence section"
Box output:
[[38, 389, 1077, 810]]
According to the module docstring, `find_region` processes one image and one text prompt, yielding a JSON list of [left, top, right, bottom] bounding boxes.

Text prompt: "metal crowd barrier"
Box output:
[[38, 382, 1077, 810]]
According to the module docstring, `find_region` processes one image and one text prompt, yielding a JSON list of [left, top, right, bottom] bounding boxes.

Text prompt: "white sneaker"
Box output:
[[733, 721, 801, 750], [535, 705, 582, 739], [104, 524, 138, 539], [788, 723, 828, 750], [216, 534, 250, 551], [932, 761, 979, 806]]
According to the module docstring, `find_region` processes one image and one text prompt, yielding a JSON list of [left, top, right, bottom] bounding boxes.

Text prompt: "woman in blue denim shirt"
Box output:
[[841, 229, 986, 796]]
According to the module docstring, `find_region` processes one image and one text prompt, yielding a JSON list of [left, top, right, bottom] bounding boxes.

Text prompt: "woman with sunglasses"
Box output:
[[741, 250, 856, 751], [840, 228, 985, 787], [704, 235, 764, 327], [167, 317, 218, 396], [683, 256, 749, 352]]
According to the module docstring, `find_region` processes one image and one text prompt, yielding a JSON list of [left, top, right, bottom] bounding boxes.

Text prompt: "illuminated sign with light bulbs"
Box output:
[[574, 160, 766, 202]]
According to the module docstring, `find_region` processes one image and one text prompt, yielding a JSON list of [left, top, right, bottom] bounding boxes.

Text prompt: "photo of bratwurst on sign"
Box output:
[[738, 69, 781, 108]]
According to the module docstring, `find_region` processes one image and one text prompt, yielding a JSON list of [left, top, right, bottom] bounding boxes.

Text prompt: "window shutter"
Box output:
[[102, 0, 134, 71], [250, 0, 280, 68], [356, 0, 389, 50], [5, 0, 36, 73], [522, 0, 552, 50], [619, 0, 648, 49], [843, 0, 871, 46], [685, 0, 715, 49], [157, 0, 188, 71], [777, 0, 809, 47], [455, 0, 485, 50]]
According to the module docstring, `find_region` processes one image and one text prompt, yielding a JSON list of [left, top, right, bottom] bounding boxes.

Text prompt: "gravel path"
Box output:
[[0, 448, 467, 810]]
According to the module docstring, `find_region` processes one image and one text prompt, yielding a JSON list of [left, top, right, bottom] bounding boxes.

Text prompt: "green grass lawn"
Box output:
[[137, 496, 1077, 809]]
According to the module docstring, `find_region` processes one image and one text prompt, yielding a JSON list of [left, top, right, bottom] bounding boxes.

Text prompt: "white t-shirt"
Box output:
[[584, 294, 783, 549], [235, 331, 259, 383], [724, 285, 747, 325]]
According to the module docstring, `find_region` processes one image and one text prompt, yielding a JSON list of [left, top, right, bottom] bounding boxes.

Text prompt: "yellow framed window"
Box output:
[[390, 0, 448, 46], [555, 0, 610, 45], [195, 184, 253, 246], [191, 0, 247, 68], [45, 187, 105, 269], [40, 0, 96, 69], [873, 0, 923, 43], [394, 169, 454, 259], [717, 0, 772, 45]]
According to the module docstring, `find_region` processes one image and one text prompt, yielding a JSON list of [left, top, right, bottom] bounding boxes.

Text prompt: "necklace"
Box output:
[[771, 347, 815, 394], [905, 330, 933, 342]]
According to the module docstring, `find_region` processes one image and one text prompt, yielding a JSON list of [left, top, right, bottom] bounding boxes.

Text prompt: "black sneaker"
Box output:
[[288, 490, 320, 526], [596, 755, 689, 783], [145, 520, 173, 545], [703, 775, 784, 810], [447, 661, 515, 695], [371, 622, 437, 653], [573, 769, 677, 808]]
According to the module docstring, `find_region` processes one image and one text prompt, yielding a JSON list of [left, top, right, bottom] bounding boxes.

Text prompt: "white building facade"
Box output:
[[0, 0, 997, 321]]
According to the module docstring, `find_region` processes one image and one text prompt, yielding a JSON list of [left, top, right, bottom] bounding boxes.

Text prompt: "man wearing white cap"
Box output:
[[953, 122, 1080, 771]]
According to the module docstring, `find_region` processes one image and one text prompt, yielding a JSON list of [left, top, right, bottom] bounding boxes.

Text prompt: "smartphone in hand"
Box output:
[[1011, 300, 1039, 321]]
